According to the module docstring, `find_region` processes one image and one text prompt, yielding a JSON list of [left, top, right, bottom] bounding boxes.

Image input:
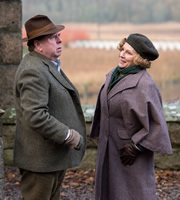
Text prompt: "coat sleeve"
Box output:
[[15, 66, 69, 144], [121, 79, 172, 154]]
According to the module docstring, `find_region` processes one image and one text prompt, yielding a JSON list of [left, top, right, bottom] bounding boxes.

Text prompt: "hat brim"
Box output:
[[22, 25, 65, 42]]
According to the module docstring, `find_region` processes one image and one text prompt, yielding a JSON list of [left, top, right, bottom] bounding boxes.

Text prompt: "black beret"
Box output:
[[126, 33, 159, 61]]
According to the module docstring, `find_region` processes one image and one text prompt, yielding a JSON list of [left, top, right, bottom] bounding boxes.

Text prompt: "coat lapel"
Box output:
[[100, 71, 112, 116], [107, 69, 145, 100]]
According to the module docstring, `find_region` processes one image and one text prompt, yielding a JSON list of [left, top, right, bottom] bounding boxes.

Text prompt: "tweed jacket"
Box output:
[[13, 51, 86, 172], [90, 68, 172, 200]]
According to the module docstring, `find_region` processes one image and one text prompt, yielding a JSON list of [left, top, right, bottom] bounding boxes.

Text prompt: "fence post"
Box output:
[[0, 109, 5, 200], [83, 83, 88, 104]]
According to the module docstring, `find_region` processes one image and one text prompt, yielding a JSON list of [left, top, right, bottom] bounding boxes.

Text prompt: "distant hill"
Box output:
[[22, 0, 180, 24]]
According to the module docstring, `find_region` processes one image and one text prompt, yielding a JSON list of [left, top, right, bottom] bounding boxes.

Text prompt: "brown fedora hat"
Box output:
[[23, 15, 65, 42]]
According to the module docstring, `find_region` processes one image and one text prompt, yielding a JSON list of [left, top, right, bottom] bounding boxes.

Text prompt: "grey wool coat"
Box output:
[[13, 51, 86, 172], [90, 69, 172, 200]]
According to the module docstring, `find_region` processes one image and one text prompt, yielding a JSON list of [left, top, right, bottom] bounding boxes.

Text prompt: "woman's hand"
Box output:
[[120, 142, 140, 166]]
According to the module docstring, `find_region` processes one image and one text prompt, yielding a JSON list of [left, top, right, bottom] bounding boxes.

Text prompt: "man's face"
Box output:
[[34, 32, 63, 61]]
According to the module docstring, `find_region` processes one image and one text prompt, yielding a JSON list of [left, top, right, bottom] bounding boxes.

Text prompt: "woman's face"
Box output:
[[119, 42, 138, 68]]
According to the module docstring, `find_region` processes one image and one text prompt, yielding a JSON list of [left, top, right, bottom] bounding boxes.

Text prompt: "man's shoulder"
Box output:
[[20, 52, 48, 70]]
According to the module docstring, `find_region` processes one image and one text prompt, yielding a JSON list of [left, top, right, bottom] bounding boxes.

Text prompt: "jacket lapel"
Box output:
[[30, 51, 75, 91], [60, 70, 79, 95], [48, 65, 75, 91]]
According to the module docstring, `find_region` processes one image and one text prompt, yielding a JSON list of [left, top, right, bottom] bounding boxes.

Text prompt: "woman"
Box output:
[[90, 33, 172, 200]]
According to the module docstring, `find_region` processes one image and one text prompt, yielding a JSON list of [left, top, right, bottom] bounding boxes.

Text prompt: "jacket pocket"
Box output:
[[117, 129, 131, 140], [114, 129, 131, 150]]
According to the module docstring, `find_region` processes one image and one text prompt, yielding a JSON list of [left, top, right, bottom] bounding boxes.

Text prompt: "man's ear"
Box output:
[[34, 40, 42, 52]]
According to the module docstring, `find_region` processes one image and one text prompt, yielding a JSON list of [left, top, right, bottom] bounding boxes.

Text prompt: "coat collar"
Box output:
[[30, 51, 75, 91], [106, 69, 145, 100]]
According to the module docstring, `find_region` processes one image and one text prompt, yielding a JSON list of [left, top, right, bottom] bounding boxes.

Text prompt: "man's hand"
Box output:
[[120, 142, 140, 166], [65, 129, 81, 149]]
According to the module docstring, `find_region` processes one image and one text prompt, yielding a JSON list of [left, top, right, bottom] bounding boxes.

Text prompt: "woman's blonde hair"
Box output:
[[117, 38, 151, 68]]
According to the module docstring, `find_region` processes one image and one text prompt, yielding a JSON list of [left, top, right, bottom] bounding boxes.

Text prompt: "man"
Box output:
[[13, 15, 86, 200]]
